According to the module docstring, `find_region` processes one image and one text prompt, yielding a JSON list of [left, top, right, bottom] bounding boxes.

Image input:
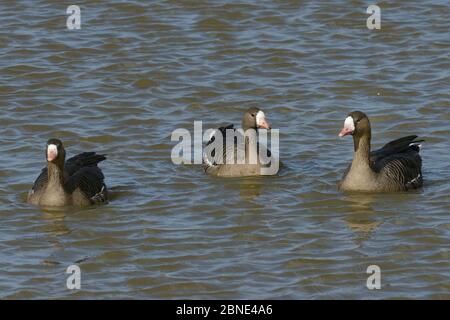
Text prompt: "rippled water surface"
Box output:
[[0, 1, 449, 299]]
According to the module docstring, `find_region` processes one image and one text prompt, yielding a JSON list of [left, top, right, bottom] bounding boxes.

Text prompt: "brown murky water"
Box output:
[[0, 1, 449, 299]]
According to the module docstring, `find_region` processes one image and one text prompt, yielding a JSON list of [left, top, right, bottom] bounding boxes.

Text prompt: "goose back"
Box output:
[[28, 152, 107, 206], [371, 137, 423, 190], [338, 111, 424, 192], [203, 124, 272, 177]]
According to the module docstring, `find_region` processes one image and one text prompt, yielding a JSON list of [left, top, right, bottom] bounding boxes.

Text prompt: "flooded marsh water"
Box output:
[[0, 1, 449, 299]]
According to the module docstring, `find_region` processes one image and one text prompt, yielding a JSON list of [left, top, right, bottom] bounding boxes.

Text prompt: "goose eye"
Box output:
[[251, 114, 255, 117]]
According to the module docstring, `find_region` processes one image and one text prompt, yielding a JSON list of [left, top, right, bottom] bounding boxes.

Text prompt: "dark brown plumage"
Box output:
[[27, 139, 108, 206], [202, 108, 276, 177], [338, 111, 423, 192]]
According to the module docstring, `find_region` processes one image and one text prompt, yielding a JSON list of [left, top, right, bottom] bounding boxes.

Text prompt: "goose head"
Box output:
[[46, 138, 66, 164], [242, 107, 271, 131], [339, 111, 371, 138]]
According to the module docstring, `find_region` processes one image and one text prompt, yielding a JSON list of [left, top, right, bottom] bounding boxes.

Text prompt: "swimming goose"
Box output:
[[27, 139, 108, 206], [203, 107, 278, 177], [338, 111, 423, 192]]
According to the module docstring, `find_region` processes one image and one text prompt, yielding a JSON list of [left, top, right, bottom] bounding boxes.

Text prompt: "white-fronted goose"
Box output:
[[203, 107, 278, 177], [27, 139, 108, 207], [338, 111, 423, 192]]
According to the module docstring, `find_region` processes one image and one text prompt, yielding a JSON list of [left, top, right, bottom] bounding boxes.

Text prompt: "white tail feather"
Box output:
[[409, 142, 423, 150]]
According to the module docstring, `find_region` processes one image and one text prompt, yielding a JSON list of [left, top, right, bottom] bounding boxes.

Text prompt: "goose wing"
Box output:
[[203, 124, 237, 168], [30, 152, 106, 193], [371, 136, 423, 190], [65, 152, 106, 175], [370, 135, 423, 165], [29, 168, 48, 196], [64, 152, 107, 202], [65, 166, 107, 201], [203, 125, 274, 169]]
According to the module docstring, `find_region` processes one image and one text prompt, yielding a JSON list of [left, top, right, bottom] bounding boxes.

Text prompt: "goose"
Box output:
[[338, 111, 423, 192], [27, 139, 108, 206], [203, 107, 278, 177]]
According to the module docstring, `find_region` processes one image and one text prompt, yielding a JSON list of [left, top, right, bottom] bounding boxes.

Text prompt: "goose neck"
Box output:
[[47, 161, 65, 187]]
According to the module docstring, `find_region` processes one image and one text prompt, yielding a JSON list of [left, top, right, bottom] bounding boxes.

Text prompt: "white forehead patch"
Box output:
[[256, 110, 265, 126], [344, 116, 355, 131], [48, 144, 58, 153]]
